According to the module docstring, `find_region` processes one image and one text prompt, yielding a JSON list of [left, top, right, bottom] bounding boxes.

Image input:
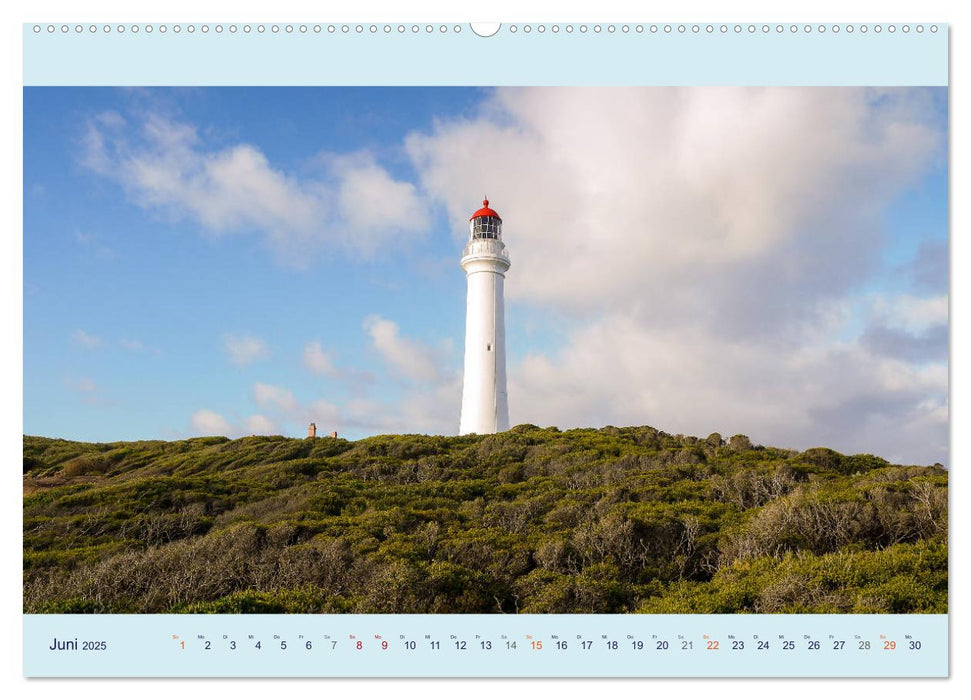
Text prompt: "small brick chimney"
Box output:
[[308, 423, 317, 438]]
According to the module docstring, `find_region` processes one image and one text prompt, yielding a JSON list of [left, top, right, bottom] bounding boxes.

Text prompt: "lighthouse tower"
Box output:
[[459, 198, 511, 435]]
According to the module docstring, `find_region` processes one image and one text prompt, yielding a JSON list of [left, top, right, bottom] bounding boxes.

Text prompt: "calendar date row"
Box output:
[[175, 635, 923, 653]]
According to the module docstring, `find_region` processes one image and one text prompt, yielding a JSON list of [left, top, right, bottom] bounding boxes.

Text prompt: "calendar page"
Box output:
[[20, 14, 949, 680]]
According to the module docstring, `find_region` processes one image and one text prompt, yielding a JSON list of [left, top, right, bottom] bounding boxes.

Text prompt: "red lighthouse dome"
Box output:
[[468, 197, 503, 240], [470, 198, 502, 222]]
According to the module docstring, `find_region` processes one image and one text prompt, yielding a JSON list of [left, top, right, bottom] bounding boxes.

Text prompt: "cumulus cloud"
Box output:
[[871, 293, 948, 332], [121, 338, 162, 355], [253, 382, 300, 414], [302, 340, 376, 391], [66, 377, 113, 406], [190, 409, 233, 436], [223, 334, 269, 367], [330, 153, 429, 255], [189, 409, 279, 437], [247, 379, 458, 437], [303, 341, 337, 376], [507, 313, 947, 465], [243, 414, 279, 435], [146, 87, 943, 465], [74, 229, 114, 259], [909, 239, 948, 292], [71, 329, 103, 349], [407, 88, 941, 331], [859, 293, 948, 365], [70, 331, 164, 355], [250, 382, 340, 431], [233, 317, 461, 436], [80, 111, 427, 263], [363, 315, 446, 384], [75, 378, 98, 394], [307, 399, 342, 428], [859, 325, 947, 364], [405, 87, 946, 464], [244, 312, 461, 436]]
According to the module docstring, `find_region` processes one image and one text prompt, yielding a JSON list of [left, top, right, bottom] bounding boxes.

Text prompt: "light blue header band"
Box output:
[[24, 23, 948, 86]]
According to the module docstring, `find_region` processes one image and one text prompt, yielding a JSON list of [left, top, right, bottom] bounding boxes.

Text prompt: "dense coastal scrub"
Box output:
[[23, 426, 947, 614]]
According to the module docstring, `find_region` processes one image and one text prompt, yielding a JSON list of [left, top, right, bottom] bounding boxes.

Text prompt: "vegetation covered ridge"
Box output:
[[23, 425, 947, 614]]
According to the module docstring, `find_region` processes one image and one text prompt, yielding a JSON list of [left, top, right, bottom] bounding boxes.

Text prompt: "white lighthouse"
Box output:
[[459, 198, 510, 435]]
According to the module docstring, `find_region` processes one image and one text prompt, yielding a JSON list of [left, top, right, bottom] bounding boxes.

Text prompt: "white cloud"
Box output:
[[80, 112, 427, 263], [190, 409, 233, 436], [404, 87, 946, 464], [96, 88, 944, 464], [308, 399, 342, 428], [73, 230, 114, 259], [71, 329, 102, 349], [64, 376, 115, 407], [857, 293, 948, 365], [253, 382, 300, 414], [909, 239, 947, 292], [251, 383, 340, 431], [390, 375, 463, 434], [871, 293, 948, 332], [363, 314, 444, 384], [406, 88, 941, 330], [243, 414, 279, 435], [303, 341, 337, 376], [121, 338, 162, 355], [302, 340, 376, 390], [247, 312, 460, 436], [330, 153, 429, 256], [189, 409, 280, 438], [223, 334, 269, 367], [66, 377, 114, 407], [506, 312, 947, 465], [75, 378, 98, 394], [245, 381, 457, 438]]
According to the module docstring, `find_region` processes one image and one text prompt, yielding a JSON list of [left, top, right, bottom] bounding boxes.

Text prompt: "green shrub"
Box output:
[[23, 430, 947, 614]]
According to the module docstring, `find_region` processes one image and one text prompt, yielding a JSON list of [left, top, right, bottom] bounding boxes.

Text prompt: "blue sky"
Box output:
[[23, 87, 948, 464]]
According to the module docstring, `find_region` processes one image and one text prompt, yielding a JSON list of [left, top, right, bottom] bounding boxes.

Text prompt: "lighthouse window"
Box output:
[[487, 344, 492, 351], [472, 216, 502, 239]]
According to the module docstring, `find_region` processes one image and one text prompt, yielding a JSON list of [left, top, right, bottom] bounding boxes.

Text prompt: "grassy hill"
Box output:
[[23, 426, 947, 614]]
